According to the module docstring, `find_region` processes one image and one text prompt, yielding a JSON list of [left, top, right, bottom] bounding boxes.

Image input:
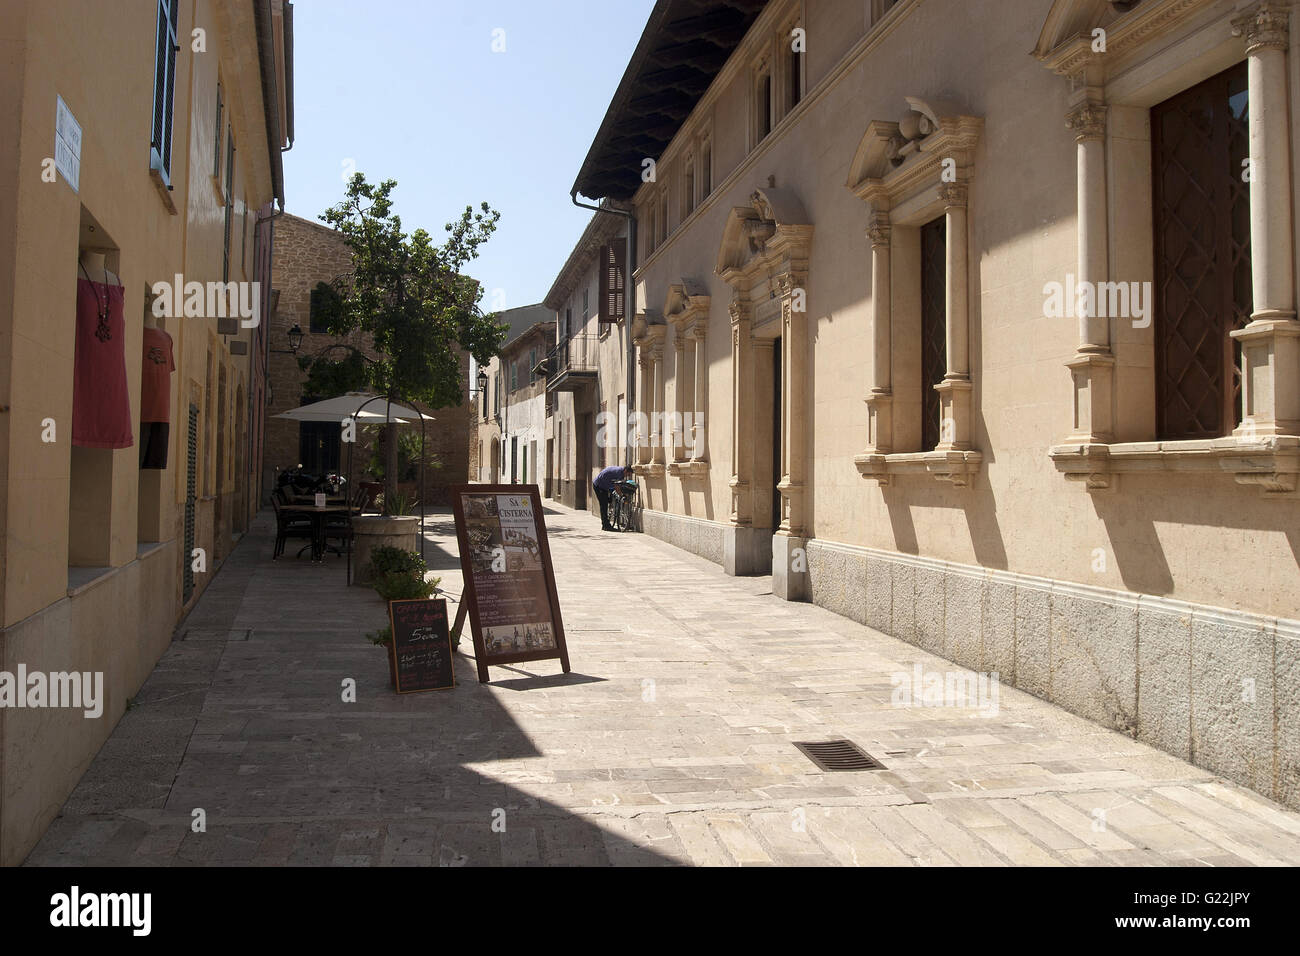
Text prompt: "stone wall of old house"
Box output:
[[267, 213, 471, 504]]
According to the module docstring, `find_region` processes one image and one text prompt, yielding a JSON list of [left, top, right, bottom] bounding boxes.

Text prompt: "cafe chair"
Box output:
[[322, 510, 353, 558], [270, 494, 313, 560]]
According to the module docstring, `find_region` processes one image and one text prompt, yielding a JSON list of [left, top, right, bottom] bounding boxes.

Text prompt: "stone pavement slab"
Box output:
[[23, 502, 1300, 866]]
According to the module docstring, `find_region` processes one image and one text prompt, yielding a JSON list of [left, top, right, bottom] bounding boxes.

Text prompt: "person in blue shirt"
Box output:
[[593, 463, 636, 531]]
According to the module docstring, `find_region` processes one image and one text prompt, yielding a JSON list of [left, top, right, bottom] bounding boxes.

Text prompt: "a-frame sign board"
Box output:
[[450, 484, 571, 683]]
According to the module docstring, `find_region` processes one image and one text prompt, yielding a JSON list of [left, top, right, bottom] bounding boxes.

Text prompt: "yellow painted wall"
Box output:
[[0, 0, 283, 865]]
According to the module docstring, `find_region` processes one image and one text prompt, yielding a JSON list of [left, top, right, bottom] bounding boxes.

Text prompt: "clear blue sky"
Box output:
[[282, 0, 656, 311]]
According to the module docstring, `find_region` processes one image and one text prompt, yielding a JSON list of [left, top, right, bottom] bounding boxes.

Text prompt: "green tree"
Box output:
[[302, 173, 506, 510]]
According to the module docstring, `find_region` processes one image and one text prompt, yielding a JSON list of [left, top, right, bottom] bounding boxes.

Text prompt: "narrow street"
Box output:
[[26, 503, 1300, 867]]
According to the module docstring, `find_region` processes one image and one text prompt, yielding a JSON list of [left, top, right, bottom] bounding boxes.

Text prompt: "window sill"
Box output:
[[668, 459, 708, 478], [1049, 436, 1300, 495], [637, 462, 666, 478], [854, 449, 983, 487], [149, 165, 178, 215]]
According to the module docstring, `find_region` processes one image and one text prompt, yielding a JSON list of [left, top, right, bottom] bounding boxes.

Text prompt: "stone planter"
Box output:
[[351, 515, 420, 586]]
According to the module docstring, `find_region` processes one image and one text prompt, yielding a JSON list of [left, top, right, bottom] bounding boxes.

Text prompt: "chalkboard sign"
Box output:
[[451, 484, 571, 683], [387, 598, 455, 693]]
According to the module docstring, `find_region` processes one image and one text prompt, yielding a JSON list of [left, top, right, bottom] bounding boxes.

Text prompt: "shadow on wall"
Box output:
[[1089, 474, 1300, 602], [881, 472, 1009, 571]]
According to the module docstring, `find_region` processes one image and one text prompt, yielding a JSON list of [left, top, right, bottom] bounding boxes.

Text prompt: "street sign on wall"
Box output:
[[451, 484, 571, 683]]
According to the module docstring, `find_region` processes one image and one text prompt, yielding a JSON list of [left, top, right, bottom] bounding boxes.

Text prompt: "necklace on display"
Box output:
[[78, 259, 113, 342]]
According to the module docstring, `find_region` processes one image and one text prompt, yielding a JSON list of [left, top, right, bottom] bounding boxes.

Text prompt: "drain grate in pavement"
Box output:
[[794, 739, 885, 772]]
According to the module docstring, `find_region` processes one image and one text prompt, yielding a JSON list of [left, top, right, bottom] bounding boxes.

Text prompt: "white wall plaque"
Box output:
[[55, 95, 81, 193]]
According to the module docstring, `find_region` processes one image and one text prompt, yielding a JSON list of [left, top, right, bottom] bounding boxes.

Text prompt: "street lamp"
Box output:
[[476, 368, 488, 393], [269, 323, 306, 356]]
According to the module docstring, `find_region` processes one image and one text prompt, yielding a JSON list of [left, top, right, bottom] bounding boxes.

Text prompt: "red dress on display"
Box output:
[[72, 277, 134, 449]]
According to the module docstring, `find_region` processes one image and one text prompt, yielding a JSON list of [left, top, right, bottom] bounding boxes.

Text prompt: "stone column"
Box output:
[[1063, 100, 1116, 443], [728, 298, 752, 525], [673, 333, 688, 461], [636, 352, 652, 465], [935, 182, 973, 451], [1232, 2, 1300, 437], [865, 211, 893, 454], [777, 273, 806, 535], [650, 345, 665, 467], [691, 325, 708, 463], [773, 273, 808, 602]]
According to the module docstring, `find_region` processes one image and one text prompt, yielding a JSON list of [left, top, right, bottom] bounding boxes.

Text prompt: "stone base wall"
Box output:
[[639, 508, 728, 567], [0, 542, 177, 865], [635, 509, 1299, 811], [803, 538, 1299, 812]]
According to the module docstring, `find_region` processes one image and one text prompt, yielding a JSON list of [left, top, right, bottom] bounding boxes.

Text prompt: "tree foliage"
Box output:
[[301, 173, 507, 410]]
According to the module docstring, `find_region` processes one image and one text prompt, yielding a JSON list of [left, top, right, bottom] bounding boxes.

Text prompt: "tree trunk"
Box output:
[[384, 421, 398, 513]]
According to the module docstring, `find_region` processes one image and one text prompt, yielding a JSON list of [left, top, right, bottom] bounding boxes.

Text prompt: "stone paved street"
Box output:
[[26, 503, 1300, 866]]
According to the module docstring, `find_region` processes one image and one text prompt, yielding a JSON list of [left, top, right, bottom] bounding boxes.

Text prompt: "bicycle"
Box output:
[[607, 477, 640, 532]]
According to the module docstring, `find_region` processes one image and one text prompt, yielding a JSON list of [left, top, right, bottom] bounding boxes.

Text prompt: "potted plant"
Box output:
[[367, 545, 439, 601]]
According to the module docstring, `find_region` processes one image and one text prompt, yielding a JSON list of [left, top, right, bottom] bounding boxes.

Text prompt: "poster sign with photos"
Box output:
[[388, 598, 455, 693], [451, 484, 571, 683]]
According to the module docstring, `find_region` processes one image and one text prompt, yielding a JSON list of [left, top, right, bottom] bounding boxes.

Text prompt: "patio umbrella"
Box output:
[[273, 392, 413, 423], [346, 393, 435, 422]]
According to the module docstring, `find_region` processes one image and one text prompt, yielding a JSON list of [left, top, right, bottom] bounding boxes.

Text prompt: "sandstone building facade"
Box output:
[[0, 0, 293, 863], [544, 207, 632, 512], [571, 0, 1300, 808], [473, 304, 552, 485]]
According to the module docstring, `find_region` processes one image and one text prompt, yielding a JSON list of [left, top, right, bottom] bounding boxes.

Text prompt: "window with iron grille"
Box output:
[[682, 157, 696, 219], [213, 80, 223, 178], [754, 64, 773, 144], [920, 216, 947, 451], [222, 126, 234, 282], [183, 403, 198, 602], [150, 0, 180, 185], [1151, 62, 1252, 441]]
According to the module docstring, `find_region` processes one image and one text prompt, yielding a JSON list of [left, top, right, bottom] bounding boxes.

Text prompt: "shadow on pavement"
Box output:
[[23, 510, 674, 868]]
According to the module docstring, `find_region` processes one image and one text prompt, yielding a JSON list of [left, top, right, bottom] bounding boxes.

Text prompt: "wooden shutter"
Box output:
[[600, 242, 625, 323]]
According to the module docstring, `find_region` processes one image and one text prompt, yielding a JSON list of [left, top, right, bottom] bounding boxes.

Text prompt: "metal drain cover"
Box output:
[[794, 739, 885, 772]]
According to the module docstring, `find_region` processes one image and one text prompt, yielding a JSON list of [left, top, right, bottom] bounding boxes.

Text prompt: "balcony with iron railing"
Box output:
[[543, 333, 599, 393]]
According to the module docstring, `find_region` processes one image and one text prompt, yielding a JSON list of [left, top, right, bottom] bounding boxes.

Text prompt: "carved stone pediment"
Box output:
[[664, 278, 711, 332], [846, 98, 983, 206], [715, 187, 813, 286], [1034, 0, 1215, 80], [631, 310, 665, 350]]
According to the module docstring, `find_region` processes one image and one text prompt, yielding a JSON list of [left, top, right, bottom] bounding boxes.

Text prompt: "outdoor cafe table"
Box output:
[[283, 504, 352, 562]]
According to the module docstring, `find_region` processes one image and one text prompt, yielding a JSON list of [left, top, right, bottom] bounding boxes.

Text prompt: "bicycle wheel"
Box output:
[[606, 494, 620, 531]]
